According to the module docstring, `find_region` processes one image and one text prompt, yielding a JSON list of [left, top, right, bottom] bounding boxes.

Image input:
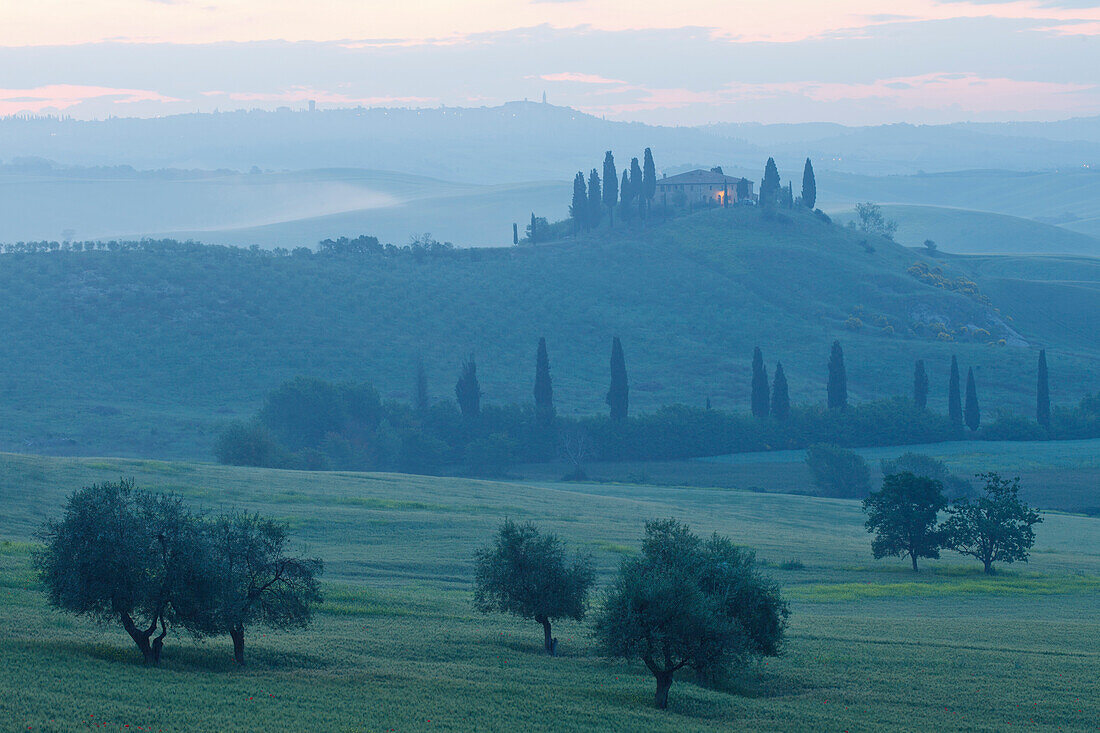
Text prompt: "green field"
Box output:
[[3, 204, 1099, 460], [1, 452, 1097, 730]]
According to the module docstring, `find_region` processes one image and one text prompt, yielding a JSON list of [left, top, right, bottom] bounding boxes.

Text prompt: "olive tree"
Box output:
[[943, 473, 1041, 574], [473, 519, 594, 656], [208, 512, 324, 664], [593, 519, 788, 710], [862, 472, 947, 572], [34, 479, 217, 665]]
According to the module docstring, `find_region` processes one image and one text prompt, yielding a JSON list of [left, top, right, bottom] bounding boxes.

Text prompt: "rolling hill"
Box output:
[[832, 205, 1100, 256], [1, 205, 1097, 460]]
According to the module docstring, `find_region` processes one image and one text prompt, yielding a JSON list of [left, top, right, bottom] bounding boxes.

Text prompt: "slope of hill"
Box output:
[[1, 453, 1097, 729], [832, 205, 1100, 256], [0, 205, 1097, 459], [0, 164, 567, 247]]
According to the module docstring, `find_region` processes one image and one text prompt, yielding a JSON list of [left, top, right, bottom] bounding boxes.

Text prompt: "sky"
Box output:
[[1, 0, 1099, 125]]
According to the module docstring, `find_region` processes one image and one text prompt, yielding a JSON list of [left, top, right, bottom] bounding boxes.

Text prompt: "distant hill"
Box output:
[[1, 205, 1096, 460], [832, 205, 1100, 256]]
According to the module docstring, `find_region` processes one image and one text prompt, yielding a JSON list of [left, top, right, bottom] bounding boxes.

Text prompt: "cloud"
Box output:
[[0, 84, 179, 115], [200, 87, 435, 105]]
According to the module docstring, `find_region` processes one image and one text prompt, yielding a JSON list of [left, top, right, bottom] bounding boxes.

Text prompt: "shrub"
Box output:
[[806, 444, 872, 498]]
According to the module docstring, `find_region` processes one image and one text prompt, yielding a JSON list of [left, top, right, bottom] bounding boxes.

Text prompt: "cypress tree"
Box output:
[[771, 362, 790, 421], [602, 151, 618, 227], [571, 172, 588, 234], [1037, 350, 1050, 428], [587, 169, 603, 229], [913, 359, 929, 409], [783, 182, 794, 208], [801, 158, 816, 209], [534, 337, 554, 428], [761, 157, 781, 209], [455, 355, 481, 419], [607, 337, 629, 422], [642, 148, 656, 216], [415, 357, 430, 414], [629, 157, 643, 219], [948, 356, 963, 428], [827, 340, 847, 410], [620, 168, 633, 221], [530, 212, 538, 244], [512, 222, 518, 245], [751, 347, 770, 418], [965, 367, 981, 432]]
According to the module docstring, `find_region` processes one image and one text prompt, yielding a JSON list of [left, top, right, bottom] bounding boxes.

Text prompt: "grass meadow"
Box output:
[[0, 452, 1097, 731]]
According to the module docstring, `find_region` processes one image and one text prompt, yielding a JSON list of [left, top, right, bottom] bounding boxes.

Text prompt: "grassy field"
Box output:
[[1, 452, 1097, 731], [3, 204, 1098, 460]]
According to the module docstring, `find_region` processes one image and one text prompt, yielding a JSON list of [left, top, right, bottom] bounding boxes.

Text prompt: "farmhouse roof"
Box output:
[[656, 169, 748, 186]]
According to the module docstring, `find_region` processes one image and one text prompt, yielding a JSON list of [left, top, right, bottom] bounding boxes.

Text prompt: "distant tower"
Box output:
[[542, 91, 547, 104], [308, 99, 316, 112]]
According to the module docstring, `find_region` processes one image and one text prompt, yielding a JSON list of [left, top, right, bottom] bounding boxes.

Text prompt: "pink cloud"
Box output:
[[0, 84, 180, 115], [201, 87, 436, 105]]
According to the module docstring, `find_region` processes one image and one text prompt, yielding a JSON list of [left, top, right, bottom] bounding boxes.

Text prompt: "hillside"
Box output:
[[832, 205, 1100, 256], [1, 453, 1097, 729], [1, 205, 1098, 460]]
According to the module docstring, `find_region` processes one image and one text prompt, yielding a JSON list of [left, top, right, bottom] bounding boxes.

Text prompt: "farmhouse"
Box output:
[[655, 169, 755, 206]]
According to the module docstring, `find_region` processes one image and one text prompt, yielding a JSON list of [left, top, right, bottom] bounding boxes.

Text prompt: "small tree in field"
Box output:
[[34, 480, 216, 665], [806, 443, 871, 498], [943, 473, 1041, 574], [862, 472, 947, 572], [594, 519, 788, 710], [474, 520, 594, 656], [208, 512, 323, 664]]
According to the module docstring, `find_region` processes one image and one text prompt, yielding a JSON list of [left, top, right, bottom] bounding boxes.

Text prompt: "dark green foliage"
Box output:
[[208, 512, 323, 664], [534, 337, 554, 428], [415, 358, 430, 414], [214, 422, 287, 468], [529, 212, 538, 244], [806, 443, 871, 498], [782, 182, 794, 209], [34, 480, 217, 665], [602, 151, 618, 226], [965, 367, 981, 432], [456, 355, 481, 419], [760, 157, 781, 209], [771, 362, 790, 421], [593, 519, 788, 709], [607, 336, 629, 422], [587, 169, 603, 229], [474, 519, 594, 655], [751, 347, 770, 419], [260, 376, 381, 452], [881, 452, 972, 500], [948, 356, 963, 428], [1037, 350, 1050, 428], [862, 472, 947, 571], [943, 473, 1041, 574], [642, 148, 656, 210], [913, 359, 929, 409], [620, 168, 634, 221], [827, 340, 847, 410], [513, 222, 518, 245], [630, 157, 643, 218], [801, 158, 816, 209], [570, 172, 588, 234]]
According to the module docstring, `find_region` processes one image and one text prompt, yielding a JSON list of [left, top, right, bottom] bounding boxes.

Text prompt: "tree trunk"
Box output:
[[150, 620, 167, 666], [911, 554, 919, 572], [231, 625, 246, 665], [120, 613, 155, 664], [653, 670, 674, 710], [984, 559, 994, 575], [537, 616, 556, 656]]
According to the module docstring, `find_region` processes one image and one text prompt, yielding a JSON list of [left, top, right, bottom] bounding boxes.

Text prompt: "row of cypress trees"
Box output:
[[570, 148, 658, 233], [759, 157, 817, 210], [451, 339, 1052, 430]]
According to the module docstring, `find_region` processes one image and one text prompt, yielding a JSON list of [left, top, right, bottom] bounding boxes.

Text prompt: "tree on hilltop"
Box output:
[[801, 158, 816, 209], [602, 151, 618, 227], [642, 148, 656, 218], [587, 168, 603, 229], [760, 157, 781, 209], [570, 172, 588, 234]]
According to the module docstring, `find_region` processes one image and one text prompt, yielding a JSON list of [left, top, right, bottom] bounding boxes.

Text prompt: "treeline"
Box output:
[[215, 338, 1100, 476]]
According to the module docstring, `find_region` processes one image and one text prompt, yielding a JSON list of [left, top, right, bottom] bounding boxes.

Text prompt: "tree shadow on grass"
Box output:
[[35, 637, 329, 673]]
